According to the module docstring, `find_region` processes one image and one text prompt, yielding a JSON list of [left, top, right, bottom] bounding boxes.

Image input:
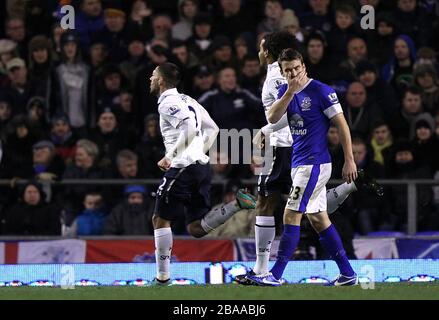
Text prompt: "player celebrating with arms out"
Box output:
[[249, 49, 359, 286], [149, 63, 256, 286]]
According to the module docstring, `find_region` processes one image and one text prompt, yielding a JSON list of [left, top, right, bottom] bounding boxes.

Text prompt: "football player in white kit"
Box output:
[[236, 31, 381, 285], [148, 63, 257, 286]]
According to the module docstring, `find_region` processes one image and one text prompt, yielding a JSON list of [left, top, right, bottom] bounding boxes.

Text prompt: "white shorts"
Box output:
[[285, 163, 332, 214]]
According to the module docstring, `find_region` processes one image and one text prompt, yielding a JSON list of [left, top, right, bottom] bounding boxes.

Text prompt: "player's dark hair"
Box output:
[[157, 62, 181, 88], [263, 30, 297, 61], [278, 48, 304, 67]]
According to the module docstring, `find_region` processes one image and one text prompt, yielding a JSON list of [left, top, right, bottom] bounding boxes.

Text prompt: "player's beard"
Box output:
[[150, 80, 159, 96]]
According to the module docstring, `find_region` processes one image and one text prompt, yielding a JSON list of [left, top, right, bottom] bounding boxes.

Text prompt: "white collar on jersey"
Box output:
[[267, 61, 279, 72], [158, 88, 179, 104]]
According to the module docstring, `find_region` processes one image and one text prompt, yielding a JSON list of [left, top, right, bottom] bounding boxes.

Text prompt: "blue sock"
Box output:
[[319, 224, 355, 277], [270, 224, 300, 280]]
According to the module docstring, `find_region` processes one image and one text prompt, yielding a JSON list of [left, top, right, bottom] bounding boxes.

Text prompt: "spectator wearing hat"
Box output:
[[172, 0, 200, 41], [26, 96, 50, 138], [2, 181, 62, 235], [27, 35, 56, 109], [104, 184, 154, 235], [279, 9, 304, 44], [343, 81, 383, 140], [135, 114, 165, 179], [61, 139, 106, 225], [93, 5, 130, 63], [213, 0, 256, 41], [88, 37, 108, 70], [411, 115, 439, 174], [413, 63, 439, 116], [5, 16, 28, 59], [0, 39, 18, 83], [95, 64, 125, 113], [384, 139, 436, 231], [89, 108, 126, 170], [367, 12, 398, 67], [356, 60, 399, 120], [299, 0, 333, 34], [206, 35, 239, 71], [74, 0, 106, 51], [29, 140, 65, 181], [381, 35, 417, 97], [3, 57, 36, 115], [199, 66, 264, 131], [395, 0, 432, 47], [1, 115, 38, 179], [50, 114, 78, 165], [54, 32, 90, 136], [257, 0, 284, 34], [186, 64, 215, 99], [304, 31, 337, 85], [186, 12, 214, 60]]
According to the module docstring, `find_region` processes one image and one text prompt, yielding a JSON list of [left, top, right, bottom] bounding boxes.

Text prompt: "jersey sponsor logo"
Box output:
[[168, 105, 181, 115], [328, 92, 339, 104], [289, 114, 307, 136], [300, 96, 312, 111]]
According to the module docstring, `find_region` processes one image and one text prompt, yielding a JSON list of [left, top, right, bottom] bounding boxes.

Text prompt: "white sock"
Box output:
[[201, 201, 240, 233], [253, 216, 275, 275], [326, 182, 357, 214], [154, 227, 172, 281]]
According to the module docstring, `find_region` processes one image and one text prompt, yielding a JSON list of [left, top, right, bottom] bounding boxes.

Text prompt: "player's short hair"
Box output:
[[157, 62, 181, 88], [263, 30, 297, 61], [278, 48, 304, 67], [116, 149, 138, 166]]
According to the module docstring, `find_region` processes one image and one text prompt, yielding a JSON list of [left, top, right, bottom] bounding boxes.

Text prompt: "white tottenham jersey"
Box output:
[[158, 88, 210, 168], [261, 61, 293, 147]]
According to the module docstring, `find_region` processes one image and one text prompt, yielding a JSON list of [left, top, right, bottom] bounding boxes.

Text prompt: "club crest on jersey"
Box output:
[[300, 96, 312, 111], [233, 98, 244, 108], [274, 79, 283, 89], [168, 105, 180, 115], [328, 93, 339, 104]]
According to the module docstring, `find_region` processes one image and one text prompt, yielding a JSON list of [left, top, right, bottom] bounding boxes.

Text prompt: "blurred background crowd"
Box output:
[[0, 0, 438, 243]]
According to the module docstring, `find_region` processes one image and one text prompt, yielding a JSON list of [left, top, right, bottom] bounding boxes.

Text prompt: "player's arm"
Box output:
[[267, 85, 294, 124], [331, 113, 357, 184], [199, 105, 219, 153]]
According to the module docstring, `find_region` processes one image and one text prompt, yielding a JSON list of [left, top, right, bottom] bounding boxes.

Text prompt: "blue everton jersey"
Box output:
[[278, 79, 343, 168]]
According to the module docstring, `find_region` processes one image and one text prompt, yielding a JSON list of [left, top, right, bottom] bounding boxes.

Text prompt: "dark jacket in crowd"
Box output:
[[104, 200, 154, 235]]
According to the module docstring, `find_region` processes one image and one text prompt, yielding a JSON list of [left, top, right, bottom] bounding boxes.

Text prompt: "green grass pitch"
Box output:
[[1, 283, 439, 300]]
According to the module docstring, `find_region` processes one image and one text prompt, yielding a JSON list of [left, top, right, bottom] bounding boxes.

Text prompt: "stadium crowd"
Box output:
[[0, 0, 439, 242]]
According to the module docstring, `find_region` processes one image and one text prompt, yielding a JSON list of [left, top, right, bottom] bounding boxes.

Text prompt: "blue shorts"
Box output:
[[258, 146, 292, 196], [154, 162, 211, 224]]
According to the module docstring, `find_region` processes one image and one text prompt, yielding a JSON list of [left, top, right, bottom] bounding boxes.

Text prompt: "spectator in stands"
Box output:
[[96, 64, 125, 113], [27, 35, 55, 112], [135, 114, 165, 179], [26, 96, 50, 138], [391, 86, 425, 140], [338, 137, 385, 235], [172, 0, 199, 41], [370, 120, 393, 168], [395, 0, 432, 47], [66, 192, 108, 236], [113, 90, 141, 145], [213, 0, 255, 41], [0, 95, 12, 135], [367, 12, 398, 67], [119, 33, 148, 90], [0, 39, 17, 86], [104, 184, 154, 235], [327, 124, 344, 178], [88, 38, 108, 70], [126, 0, 154, 40], [50, 114, 78, 165], [61, 139, 105, 225], [381, 35, 417, 96], [186, 13, 214, 61], [413, 63, 439, 116], [384, 140, 436, 231], [89, 108, 125, 170], [2, 181, 61, 235], [257, 0, 284, 34], [343, 81, 383, 139], [327, 5, 361, 65], [339, 37, 368, 82], [199, 66, 264, 130], [356, 60, 399, 120], [304, 31, 336, 85], [5, 16, 27, 59], [280, 9, 304, 44], [28, 140, 65, 181], [206, 35, 239, 71], [74, 0, 105, 51], [299, 0, 332, 34], [150, 14, 173, 46], [410, 115, 439, 174], [4, 58, 34, 115], [170, 39, 199, 72], [54, 32, 90, 136], [186, 64, 215, 99], [239, 54, 263, 97]]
